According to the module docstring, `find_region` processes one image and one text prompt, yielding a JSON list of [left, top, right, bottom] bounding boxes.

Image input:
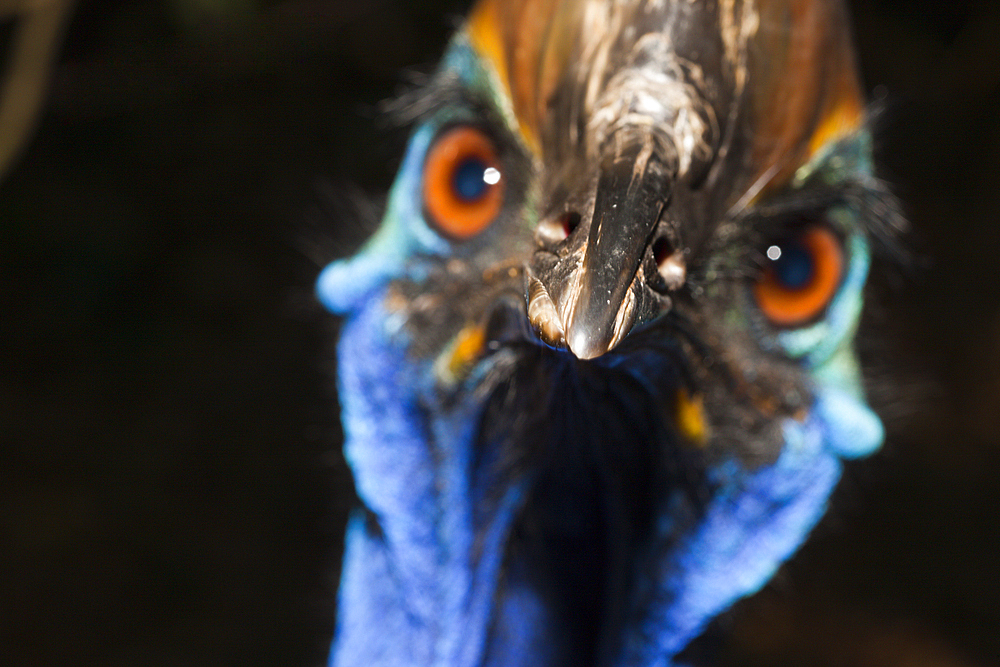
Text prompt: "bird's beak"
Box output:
[[529, 138, 673, 360]]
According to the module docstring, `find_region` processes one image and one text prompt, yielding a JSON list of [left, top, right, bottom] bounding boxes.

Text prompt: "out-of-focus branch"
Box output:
[[0, 0, 76, 183]]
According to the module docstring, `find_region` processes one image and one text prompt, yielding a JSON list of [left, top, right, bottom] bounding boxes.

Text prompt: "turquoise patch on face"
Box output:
[[813, 385, 884, 459]]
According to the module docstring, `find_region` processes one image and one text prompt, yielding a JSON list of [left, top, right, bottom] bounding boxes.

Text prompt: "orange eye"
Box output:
[[423, 126, 504, 239], [753, 225, 844, 327]]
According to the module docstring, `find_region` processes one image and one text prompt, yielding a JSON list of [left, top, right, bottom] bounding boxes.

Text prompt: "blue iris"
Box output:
[[772, 239, 814, 290], [452, 157, 489, 201]]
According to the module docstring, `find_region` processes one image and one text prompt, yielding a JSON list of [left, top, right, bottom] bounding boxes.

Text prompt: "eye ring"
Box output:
[[423, 126, 504, 240], [753, 225, 844, 327]]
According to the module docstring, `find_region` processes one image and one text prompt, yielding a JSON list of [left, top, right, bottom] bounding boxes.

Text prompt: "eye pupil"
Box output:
[[769, 240, 814, 290], [453, 157, 490, 201]]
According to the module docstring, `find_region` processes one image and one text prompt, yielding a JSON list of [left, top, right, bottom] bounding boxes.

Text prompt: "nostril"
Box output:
[[561, 211, 581, 238], [654, 237, 686, 290], [653, 237, 672, 265], [537, 211, 582, 246]]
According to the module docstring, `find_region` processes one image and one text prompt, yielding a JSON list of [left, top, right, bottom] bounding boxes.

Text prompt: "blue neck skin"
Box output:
[[323, 284, 881, 667]]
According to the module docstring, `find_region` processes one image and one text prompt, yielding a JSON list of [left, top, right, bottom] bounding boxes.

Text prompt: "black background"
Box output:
[[4, 1, 999, 665]]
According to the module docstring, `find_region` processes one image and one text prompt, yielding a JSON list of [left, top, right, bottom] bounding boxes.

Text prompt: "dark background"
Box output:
[[3, 1, 998, 665]]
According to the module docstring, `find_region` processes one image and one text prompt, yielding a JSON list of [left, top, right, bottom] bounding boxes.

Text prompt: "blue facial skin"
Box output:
[[317, 35, 883, 667]]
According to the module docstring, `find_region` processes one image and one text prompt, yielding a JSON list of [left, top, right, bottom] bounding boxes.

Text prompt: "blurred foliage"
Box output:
[[2, 1, 998, 665]]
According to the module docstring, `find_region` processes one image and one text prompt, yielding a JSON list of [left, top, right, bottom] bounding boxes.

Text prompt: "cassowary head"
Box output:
[[317, 1, 899, 665]]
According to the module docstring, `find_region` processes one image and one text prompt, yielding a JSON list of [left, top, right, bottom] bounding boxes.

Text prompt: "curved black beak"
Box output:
[[563, 141, 672, 359]]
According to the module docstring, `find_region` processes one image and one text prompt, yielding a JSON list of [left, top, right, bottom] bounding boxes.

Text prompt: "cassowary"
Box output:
[[316, 0, 899, 664]]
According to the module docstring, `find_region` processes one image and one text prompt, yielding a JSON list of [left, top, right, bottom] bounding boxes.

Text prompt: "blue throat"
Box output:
[[324, 287, 882, 667]]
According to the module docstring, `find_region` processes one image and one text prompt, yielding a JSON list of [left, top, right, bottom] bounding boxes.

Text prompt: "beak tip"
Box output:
[[566, 326, 608, 360]]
